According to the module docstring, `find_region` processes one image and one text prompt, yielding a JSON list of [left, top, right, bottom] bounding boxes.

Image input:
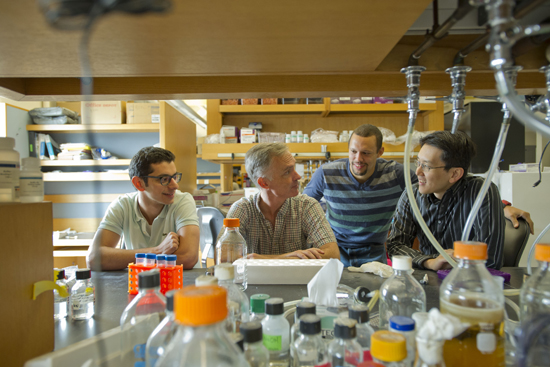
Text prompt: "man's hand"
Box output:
[[423, 249, 455, 271], [155, 232, 179, 254], [504, 205, 535, 235]]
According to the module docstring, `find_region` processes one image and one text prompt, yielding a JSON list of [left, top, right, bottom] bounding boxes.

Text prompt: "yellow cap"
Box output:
[[454, 241, 488, 260], [370, 331, 407, 362], [174, 285, 227, 326], [224, 218, 240, 227], [535, 243, 550, 262]]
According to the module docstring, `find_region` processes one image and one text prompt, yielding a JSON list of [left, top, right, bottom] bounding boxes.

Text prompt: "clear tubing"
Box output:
[[403, 112, 457, 268], [461, 112, 511, 241], [526, 222, 550, 275]]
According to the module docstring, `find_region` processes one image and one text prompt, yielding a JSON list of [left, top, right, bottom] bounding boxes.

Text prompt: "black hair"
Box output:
[[350, 124, 383, 151], [419, 130, 476, 174], [129, 146, 175, 185]]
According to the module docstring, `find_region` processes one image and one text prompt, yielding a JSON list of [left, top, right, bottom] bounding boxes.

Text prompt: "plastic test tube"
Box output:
[[145, 253, 157, 267], [135, 253, 146, 266], [166, 255, 177, 267], [156, 254, 166, 268]]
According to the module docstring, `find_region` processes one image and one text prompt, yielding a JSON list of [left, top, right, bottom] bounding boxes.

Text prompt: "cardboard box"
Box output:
[[126, 102, 160, 124], [56, 101, 82, 116], [81, 101, 126, 124]]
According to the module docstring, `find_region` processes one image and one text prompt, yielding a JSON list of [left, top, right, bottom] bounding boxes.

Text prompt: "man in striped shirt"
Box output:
[[387, 131, 505, 270]]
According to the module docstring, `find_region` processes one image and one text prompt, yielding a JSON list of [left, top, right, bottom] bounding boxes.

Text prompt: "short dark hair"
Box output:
[[420, 130, 476, 174], [350, 124, 383, 151], [129, 147, 175, 185]]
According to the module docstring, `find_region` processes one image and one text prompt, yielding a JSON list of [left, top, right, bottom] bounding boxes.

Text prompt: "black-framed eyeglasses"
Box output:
[[141, 172, 182, 186], [415, 159, 446, 172]]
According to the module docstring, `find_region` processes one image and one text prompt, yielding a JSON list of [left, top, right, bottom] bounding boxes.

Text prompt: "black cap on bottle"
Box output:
[[265, 298, 284, 315], [165, 290, 176, 312], [299, 314, 321, 335], [55, 269, 65, 281], [349, 304, 369, 324], [355, 286, 372, 303], [138, 269, 160, 289], [334, 318, 357, 339], [75, 268, 91, 280], [296, 301, 316, 319], [239, 321, 263, 343]]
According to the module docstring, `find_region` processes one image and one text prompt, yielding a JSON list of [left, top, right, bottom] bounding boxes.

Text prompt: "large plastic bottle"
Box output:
[[216, 263, 250, 333], [261, 297, 290, 366], [215, 218, 248, 290], [440, 241, 505, 367], [146, 290, 177, 367], [0, 137, 20, 202], [378, 256, 426, 329], [19, 157, 43, 202], [120, 269, 166, 366], [156, 285, 250, 367]]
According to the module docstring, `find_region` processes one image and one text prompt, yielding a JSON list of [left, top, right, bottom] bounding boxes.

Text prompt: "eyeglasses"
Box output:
[[415, 160, 447, 172], [141, 172, 182, 186]]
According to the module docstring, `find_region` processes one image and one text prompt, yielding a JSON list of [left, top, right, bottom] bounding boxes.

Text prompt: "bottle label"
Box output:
[[71, 293, 94, 310], [0, 161, 17, 185], [20, 177, 43, 196], [263, 334, 282, 351]]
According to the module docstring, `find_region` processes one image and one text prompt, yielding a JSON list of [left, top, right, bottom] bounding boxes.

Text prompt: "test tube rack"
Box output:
[[128, 263, 183, 295]]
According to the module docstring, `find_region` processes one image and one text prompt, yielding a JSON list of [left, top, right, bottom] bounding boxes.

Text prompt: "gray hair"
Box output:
[[245, 143, 290, 187]]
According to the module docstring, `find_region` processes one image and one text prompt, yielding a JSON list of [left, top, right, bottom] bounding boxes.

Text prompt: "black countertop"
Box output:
[[55, 267, 526, 351]]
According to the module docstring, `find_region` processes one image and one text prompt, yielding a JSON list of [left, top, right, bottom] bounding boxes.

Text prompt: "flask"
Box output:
[[240, 321, 270, 367], [290, 301, 316, 345], [337, 284, 371, 307], [195, 275, 219, 286], [250, 294, 271, 322], [135, 253, 146, 266], [303, 134, 309, 143], [292, 314, 328, 367], [53, 269, 69, 320], [120, 269, 166, 366], [261, 297, 290, 366], [145, 253, 157, 267], [19, 157, 43, 202], [370, 331, 407, 367], [414, 336, 446, 367], [166, 254, 176, 267], [297, 131, 304, 143], [0, 137, 20, 202], [440, 241, 505, 367], [70, 268, 95, 320], [379, 256, 426, 329], [215, 218, 248, 290], [216, 263, 250, 333], [328, 318, 363, 367], [388, 316, 415, 367], [156, 254, 166, 268], [156, 285, 250, 366], [146, 290, 177, 367], [349, 304, 375, 361]]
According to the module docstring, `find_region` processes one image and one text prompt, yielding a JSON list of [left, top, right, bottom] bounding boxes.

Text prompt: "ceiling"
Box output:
[[0, 0, 548, 101]]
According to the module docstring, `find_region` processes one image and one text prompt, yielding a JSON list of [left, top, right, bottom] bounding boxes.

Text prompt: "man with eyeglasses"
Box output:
[[87, 147, 199, 270]]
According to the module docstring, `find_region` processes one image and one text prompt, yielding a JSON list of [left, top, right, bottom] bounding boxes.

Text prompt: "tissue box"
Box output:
[[233, 259, 330, 284]]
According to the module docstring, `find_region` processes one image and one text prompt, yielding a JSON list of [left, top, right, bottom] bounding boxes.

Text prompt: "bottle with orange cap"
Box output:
[[439, 241, 505, 367], [370, 330, 407, 366], [215, 217, 248, 291], [156, 285, 250, 366]]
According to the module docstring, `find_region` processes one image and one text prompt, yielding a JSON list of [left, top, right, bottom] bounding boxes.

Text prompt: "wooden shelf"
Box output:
[[220, 104, 325, 114], [197, 172, 221, 177], [26, 124, 159, 133], [43, 172, 129, 182], [40, 159, 131, 166], [330, 103, 437, 112]]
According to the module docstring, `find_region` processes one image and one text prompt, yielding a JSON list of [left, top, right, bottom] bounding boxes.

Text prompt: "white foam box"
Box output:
[[233, 259, 329, 284]]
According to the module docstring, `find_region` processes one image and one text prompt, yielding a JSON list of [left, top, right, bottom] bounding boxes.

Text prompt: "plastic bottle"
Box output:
[[0, 137, 20, 202], [215, 218, 248, 291], [370, 331, 407, 367], [156, 254, 166, 268], [292, 314, 328, 367], [297, 131, 304, 143], [53, 269, 68, 320], [414, 336, 446, 367], [291, 131, 297, 143], [240, 321, 270, 367], [261, 297, 290, 366], [286, 134, 291, 144], [19, 157, 43, 202], [70, 268, 94, 320], [156, 285, 250, 367], [120, 269, 166, 366], [215, 263, 250, 333], [146, 290, 177, 367], [135, 253, 146, 266], [303, 134, 309, 144], [166, 254, 176, 267], [290, 301, 316, 346], [250, 294, 271, 322], [328, 318, 363, 367], [378, 256, 426, 329], [388, 316, 415, 367], [349, 304, 375, 361], [195, 275, 219, 286], [440, 241, 505, 367], [145, 253, 157, 267]]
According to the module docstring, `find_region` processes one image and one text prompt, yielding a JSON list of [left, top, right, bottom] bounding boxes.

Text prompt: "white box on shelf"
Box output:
[[232, 259, 329, 284], [81, 101, 126, 125], [509, 163, 539, 172]]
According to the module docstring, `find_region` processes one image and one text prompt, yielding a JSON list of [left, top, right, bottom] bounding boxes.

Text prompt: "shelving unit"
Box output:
[[40, 159, 132, 166], [43, 172, 129, 182], [26, 124, 159, 133]]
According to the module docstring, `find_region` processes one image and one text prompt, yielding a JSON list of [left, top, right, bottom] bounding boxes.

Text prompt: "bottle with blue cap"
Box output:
[[145, 253, 157, 267], [156, 254, 166, 268], [135, 253, 146, 266], [165, 254, 177, 267], [145, 290, 177, 367], [389, 316, 416, 366]]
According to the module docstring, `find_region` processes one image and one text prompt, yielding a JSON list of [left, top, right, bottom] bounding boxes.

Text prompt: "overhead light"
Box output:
[[166, 100, 207, 129]]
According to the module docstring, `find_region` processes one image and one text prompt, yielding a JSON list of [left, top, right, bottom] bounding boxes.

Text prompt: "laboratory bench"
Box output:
[[54, 267, 526, 351]]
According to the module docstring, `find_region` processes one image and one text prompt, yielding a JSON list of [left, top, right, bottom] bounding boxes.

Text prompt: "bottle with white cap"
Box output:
[[291, 131, 297, 143], [215, 263, 250, 333], [19, 157, 43, 202], [378, 255, 426, 329], [0, 137, 20, 202], [303, 134, 309, 143], [297, 131, 303, 143]]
